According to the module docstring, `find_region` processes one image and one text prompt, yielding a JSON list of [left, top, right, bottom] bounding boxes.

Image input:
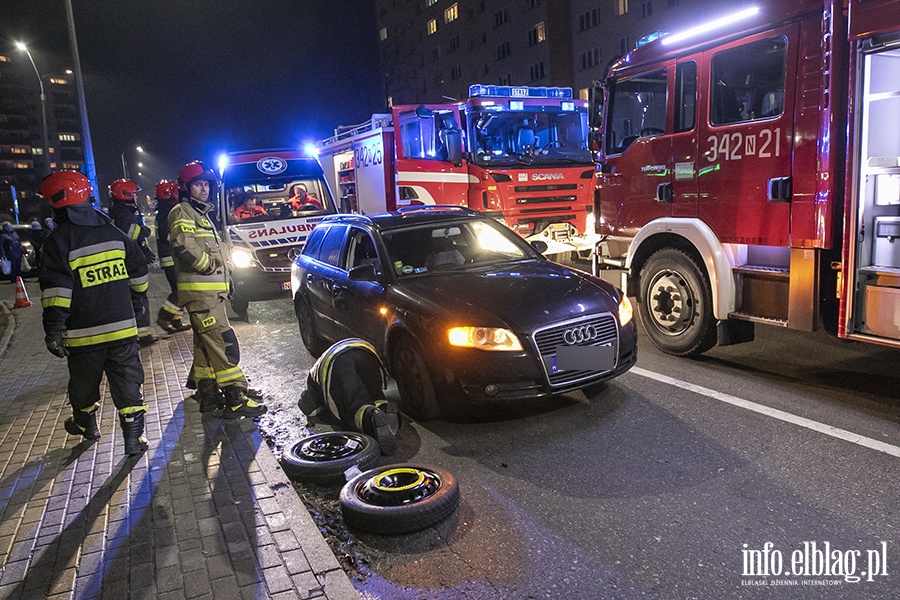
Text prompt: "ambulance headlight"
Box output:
[[232, 248, 255, 269]]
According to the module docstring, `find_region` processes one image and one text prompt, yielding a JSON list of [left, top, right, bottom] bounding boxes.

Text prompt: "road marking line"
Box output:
[[631, 366, 900, 458]]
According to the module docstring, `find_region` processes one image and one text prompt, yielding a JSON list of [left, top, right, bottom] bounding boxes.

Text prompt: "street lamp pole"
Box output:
[[15, 43, 49, 178], [64, 0, 99, 206]]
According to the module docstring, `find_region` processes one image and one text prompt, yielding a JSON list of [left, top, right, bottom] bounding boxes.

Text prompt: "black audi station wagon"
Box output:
[[290, 206, 637, 420]]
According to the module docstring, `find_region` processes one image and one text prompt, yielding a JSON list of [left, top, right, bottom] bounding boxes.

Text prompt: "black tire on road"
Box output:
[[340, 463, 460, 535], [391, 336, 441, 421], [295, 294, 326, 357], [638, 248, 717, 357], [281, 431, 380, 484]]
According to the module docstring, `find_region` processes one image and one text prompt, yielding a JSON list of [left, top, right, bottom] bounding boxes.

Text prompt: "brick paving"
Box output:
[[0, 276, 359, 600]]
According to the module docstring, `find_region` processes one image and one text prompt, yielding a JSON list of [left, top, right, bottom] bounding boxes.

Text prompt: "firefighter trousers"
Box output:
[[185, 297, 248, 389], [67, 341, 146, 416], [318, 349, 385, 430], [158, 266, 184, 322]]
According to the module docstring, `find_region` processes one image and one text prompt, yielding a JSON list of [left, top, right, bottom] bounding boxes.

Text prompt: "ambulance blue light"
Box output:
[[303, 143, 319, 158], [469, 84, 573, 100], [217, 153, 228, 175]]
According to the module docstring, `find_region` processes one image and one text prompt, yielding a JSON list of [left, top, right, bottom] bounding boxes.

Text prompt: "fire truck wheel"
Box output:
[[340, 464, 460, 535], [391, 336, 441, 422], [295, 294, 326, 357], [639, 248, 717, 357], [282, 431, 380, 484]]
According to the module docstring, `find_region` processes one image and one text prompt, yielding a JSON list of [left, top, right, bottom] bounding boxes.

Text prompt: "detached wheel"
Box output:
[[340, 464, 460, 535], [638, 248, 716, 357], [391, 337, 441, 421], [295, 295, 326, 357], [281, 431, 380, 484]]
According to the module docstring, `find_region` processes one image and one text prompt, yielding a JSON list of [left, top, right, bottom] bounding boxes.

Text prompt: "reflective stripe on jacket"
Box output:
[[309, 338, 387, 418], [168, 199, 230, 304]]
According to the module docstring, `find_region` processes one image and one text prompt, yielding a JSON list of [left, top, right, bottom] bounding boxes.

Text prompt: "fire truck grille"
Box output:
[[515, 195, 578, 204], [513, 184, 578, 192], [518, 207, 576, 216], [255, 247, 301, 271], [532, 314, 619, 389]]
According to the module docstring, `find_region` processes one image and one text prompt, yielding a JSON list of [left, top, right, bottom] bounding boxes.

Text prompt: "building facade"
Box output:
[[375, 0, 752, 104], [0, 52, 85, 221]]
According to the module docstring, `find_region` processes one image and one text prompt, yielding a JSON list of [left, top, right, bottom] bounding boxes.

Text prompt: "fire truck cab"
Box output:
[[318, 85, 599, 258], [590, 0, 900, 356], [217, 149, 336, 319]]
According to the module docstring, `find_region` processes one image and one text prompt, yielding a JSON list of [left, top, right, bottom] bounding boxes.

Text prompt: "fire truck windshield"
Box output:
[[467, 107, 590, 166]]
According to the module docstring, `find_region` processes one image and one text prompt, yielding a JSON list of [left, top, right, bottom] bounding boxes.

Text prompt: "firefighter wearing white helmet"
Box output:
[[168, 161, 266, 418]]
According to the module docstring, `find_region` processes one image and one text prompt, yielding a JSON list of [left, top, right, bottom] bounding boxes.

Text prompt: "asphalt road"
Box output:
[[233, 293, 900, 600]]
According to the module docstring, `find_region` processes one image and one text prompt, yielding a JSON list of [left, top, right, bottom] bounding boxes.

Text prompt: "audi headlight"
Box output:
[[448, 326, 523, 351], [231, 247, 255, 269], [618, 294, 634, 327]]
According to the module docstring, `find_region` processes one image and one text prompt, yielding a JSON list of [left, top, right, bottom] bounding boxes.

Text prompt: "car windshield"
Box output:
[[381, 218, 536, 277], [223, 177, 333, 225]]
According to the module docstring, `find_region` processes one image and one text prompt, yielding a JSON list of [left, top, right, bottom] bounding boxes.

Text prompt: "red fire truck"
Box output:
[[318, 85, 598, 258], [589, 0, 900, 356]]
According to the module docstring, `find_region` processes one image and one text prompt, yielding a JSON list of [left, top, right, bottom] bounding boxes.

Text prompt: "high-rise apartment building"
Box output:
[[375, 0, 745, 103], [0, 52, 85, 218]]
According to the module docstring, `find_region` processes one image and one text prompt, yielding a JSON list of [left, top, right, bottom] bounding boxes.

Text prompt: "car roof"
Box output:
[[321, 206, 483, 231]]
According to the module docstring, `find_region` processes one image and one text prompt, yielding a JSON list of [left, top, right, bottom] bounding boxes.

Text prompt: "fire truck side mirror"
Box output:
[[445, 130, 463, 167]]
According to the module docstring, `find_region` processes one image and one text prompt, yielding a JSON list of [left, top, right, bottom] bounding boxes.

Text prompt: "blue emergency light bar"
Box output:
[[469, 84, 573, 99]]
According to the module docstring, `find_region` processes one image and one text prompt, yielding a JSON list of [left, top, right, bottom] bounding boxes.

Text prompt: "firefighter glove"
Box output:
[[45, 332, 69, 358], [142, 245, 157, 265]]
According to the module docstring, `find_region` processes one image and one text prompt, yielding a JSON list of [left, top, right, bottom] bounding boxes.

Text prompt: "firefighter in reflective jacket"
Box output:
[[169, 161, 267, 418], [38, 170, 150, 455], [299, 338, 400, 455], [154, 180, 190, 333], [109, 179, 158, 346]]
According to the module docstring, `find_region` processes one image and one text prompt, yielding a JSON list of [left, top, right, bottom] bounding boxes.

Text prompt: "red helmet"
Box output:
[[177, 161, 217, 196], [109, 178, 140, 202], [155, 179, 178, 200], [40, 170, 92, 209]]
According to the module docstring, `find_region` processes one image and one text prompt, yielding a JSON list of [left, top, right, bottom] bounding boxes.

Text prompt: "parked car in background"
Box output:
[[290, 206, 637, 420], [11, 224, 39, 276]]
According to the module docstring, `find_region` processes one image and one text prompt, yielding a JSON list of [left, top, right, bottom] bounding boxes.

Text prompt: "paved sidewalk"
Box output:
[[0, 276, 359, 600]]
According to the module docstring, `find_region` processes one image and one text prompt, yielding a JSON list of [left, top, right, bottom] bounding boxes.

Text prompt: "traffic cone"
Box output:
[[12, 276, 32, 309]]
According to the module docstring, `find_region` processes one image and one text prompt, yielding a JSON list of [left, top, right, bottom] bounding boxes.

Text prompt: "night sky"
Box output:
[[2, 0, 382, 191]]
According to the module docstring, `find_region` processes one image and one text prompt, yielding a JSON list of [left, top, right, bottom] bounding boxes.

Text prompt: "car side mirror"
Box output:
[[348, 263, 379, 281], [530, 240, 548, 254]]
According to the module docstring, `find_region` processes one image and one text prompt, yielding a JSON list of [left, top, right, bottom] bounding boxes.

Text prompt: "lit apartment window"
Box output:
[[379, 27, 388, 41], [529, 61, 545, 81], [579, 88, 590, 101], [496, 41, 511, 60], [427, 0, 438, 6], [444, 3, 458, 23], [616, 0, 629, 16], [642, 1, 652, 18], [427, 18, 438, 34], [59, 133, 80, 142], [15, 162, 30, 169], [32, 147, 43, 155], [11, 147, 27, 154], [0, 55, 10, 63], [387, 95, 394, 108], [63, 162, 82, 169], [49, 78, 69, 85], [528, 22, 546, 46]]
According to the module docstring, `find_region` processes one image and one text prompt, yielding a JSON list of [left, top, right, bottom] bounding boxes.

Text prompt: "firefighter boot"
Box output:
[[375, 400, 401, 433], [358, 405, 398, 456], [64, 408, 101, 441], [222, 386, 268, 419], [197, 379, 225, 413], [119, 411, 149, 456]]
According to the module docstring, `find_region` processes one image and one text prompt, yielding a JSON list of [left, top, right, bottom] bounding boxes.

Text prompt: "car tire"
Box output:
[[340, 464, 460, 535], [281, 431, 380, 484], [295, 294, 326, 357], [391, 336, 441, 421], [638, 248, 717, 357], [231, 298, 250, 322]]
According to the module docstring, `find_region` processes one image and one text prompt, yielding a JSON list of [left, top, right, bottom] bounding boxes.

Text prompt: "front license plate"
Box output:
[[551, 344, 615, 373], [281, 281, 292, 291]]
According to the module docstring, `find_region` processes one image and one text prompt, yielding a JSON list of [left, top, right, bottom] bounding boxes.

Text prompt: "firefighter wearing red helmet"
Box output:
[[153, 180, 190, 333], [168, 161, 267, 418], [37, 170, 151, 455], [109, 178, 158, 347]]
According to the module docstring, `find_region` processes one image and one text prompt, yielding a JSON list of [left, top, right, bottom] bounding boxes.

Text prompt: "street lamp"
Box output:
[[14, 42, 49, 178], [121, 145, 143, 179]]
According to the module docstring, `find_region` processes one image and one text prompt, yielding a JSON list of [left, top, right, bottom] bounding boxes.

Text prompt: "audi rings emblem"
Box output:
[[563, 324, 600, 345], [287, 247, 303, 261]]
